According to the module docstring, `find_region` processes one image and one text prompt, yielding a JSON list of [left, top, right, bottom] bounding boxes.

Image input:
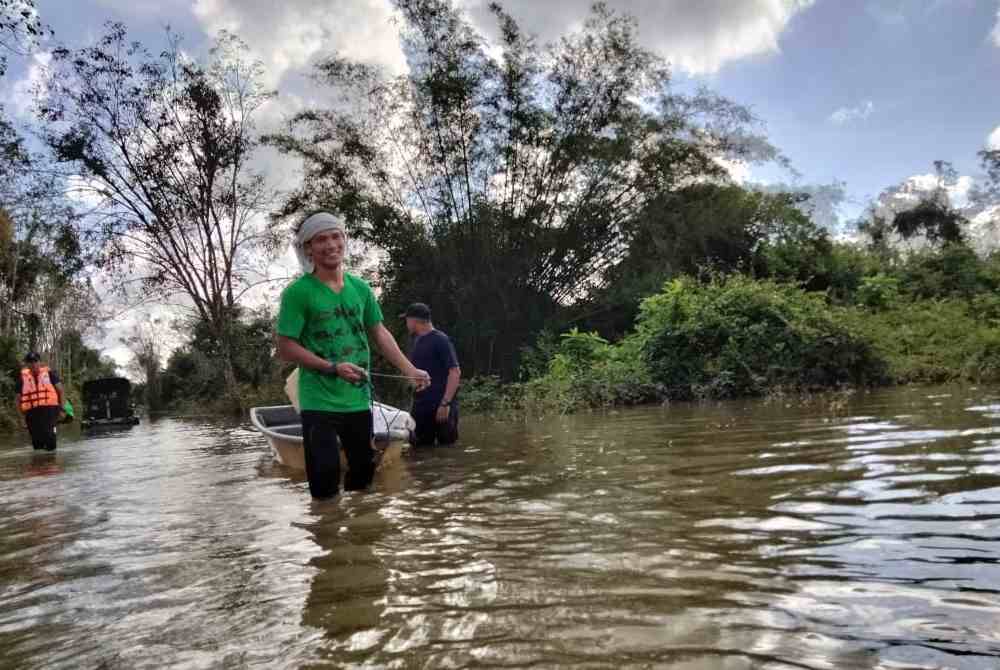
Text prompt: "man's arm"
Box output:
[[55, 383, 65, 407], [436, 366, 461, 423], [276, 335, 366, 382], [442, 367, 461, 403], [368, 323, 430, 389]]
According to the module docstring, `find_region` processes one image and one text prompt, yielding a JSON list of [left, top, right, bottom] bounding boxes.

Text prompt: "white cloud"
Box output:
[[991, 5, 1000, 47], [882, 172, 973, 210], [64, 175, 107, 210], [716, 157, 750, 184], [988, 125, 1000, 150], [193, 0, 815, 81], [829, 100, 874, 126], [192, 0, 408, 88], [6, 50, 51, 120], [460, 0, 815, 75]]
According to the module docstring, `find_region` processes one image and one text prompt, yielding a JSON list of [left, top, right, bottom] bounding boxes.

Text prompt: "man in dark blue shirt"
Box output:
[[401, 303, 461, 446]]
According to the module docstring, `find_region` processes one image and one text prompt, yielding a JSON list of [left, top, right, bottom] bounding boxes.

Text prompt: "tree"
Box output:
[[573, 184, 829, 338], [122, 318, 163, 410], [0, 0, 48, 77], [876, 161, 967, 247], [266, 0, 779, 377], [38, 25, 278, 408], [891, 200, 966, 246]]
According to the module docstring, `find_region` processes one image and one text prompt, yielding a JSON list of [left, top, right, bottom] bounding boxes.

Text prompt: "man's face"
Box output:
[[405, 317, 420, 335], [28, 361, 40, 373], [306, 229, 346, 270]]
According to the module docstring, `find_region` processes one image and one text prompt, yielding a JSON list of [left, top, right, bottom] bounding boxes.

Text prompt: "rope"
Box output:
[[365, 371, 426, 381]]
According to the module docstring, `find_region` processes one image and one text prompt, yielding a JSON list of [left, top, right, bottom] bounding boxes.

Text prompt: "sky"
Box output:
[[3, 0, 1000, 365]]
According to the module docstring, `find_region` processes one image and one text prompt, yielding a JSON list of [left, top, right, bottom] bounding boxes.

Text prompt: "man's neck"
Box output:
[[313, 265, 345, 285]]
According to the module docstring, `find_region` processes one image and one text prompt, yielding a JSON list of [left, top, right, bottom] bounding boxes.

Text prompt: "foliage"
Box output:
[[896, 243, 994, 300], [457, 375, 522, 415], [891, 201, 966, 246], [38, 25, 278, 405], [517, 326, 660, 412], [159, 308, 282, 411], [633, 275, 886, 400], [266, 0, 780, 378], [0, 0, 48, 77], [851, 298, 1000, 384], [855, 273, 900, 310], [580, 185, 837, 338], [121, 318, 164, 410]]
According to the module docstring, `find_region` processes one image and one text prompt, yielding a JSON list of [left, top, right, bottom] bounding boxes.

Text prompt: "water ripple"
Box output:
[[1, 389, 1000, 667]]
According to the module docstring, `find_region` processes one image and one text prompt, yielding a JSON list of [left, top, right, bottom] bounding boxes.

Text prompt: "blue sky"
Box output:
[[7, 0, 999, 223], [703, 0, 1000, 215]]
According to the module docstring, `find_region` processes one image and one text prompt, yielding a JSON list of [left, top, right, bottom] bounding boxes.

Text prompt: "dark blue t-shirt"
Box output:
[[409, 329, 459, 411]]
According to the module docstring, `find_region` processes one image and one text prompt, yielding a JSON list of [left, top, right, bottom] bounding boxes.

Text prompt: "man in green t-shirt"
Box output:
[[277, 212, 430, 499]]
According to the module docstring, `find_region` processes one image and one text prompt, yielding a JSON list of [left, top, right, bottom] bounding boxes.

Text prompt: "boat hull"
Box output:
[[250, 404, 413, 474]]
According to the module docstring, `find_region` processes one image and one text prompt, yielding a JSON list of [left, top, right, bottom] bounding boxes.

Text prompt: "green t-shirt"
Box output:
[[276, 272, 384, 412]]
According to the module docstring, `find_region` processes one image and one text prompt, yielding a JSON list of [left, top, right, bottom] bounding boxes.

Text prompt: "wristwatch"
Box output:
[[440, 399, 451, 406]]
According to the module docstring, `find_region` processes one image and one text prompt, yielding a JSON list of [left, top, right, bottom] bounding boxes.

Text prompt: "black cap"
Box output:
[[399, 302, 431, 320], [23, 351, 40, 363]]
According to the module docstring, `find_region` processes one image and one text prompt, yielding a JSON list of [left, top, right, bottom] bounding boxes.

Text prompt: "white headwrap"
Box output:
[[295, 212, 347, 273]]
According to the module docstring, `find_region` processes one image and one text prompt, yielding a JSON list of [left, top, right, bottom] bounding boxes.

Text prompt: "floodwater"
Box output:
[[2, 387, 1000, 669]]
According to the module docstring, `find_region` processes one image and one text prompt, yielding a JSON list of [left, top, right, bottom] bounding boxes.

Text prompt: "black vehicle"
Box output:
[[81, 377, 140, 428]]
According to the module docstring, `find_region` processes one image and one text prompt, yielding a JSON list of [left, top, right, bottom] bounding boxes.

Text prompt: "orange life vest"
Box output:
[[19, 366, 60, 412]]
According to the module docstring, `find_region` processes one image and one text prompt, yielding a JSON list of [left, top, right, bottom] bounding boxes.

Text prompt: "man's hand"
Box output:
[[335, 362, 368, 384], [435, 404, 450, 424], [411, 369, 431, 392]]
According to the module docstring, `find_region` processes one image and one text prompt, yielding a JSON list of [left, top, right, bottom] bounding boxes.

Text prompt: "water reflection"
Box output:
[[0, 387, 999, 667], [300, 500, 391, 661]]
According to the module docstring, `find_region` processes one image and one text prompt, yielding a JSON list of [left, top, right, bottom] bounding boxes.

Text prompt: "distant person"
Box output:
[[15, 352, 65, 452], [276, 212, 430, 499], [401, 303, 461, 446]]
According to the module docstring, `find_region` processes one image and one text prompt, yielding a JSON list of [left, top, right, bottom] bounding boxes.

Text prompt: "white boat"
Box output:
[[249, 402, 415, 472]]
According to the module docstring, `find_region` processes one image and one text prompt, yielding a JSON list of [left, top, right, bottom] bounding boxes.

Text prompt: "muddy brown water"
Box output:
[[2, 386, 1000, 668]]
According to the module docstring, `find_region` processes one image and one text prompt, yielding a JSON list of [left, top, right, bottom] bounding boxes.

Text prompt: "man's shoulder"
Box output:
[[344, 273, 374, 294], [281, 274, 316, 304], [284, 273, 314, 292], [431, 329, 453, 344]]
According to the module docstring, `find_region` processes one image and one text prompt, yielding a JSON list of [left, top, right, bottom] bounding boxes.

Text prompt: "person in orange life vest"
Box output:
[[15, 352, 65, 452]]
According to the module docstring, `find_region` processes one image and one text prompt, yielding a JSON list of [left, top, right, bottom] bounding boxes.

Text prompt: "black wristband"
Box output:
[[321, 360, 338, 376]]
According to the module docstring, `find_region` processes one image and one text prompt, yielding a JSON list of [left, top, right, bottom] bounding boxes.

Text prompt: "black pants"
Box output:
[[411, 402, 459, 447], [25, 406, 59, 451], [301, 409, 374, 499]]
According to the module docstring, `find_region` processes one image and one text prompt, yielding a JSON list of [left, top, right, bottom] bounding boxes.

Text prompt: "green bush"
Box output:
[[517, 327, 662, 413], [459, 375, 524, 415], [637, 275, 887, 399], [897, 243, 994, 300], [856, 273, 900, 310], [851, 298, 1000, 384]]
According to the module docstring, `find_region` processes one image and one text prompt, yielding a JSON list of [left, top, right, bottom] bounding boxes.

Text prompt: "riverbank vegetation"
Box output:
[[3, 0, 1000, 425]]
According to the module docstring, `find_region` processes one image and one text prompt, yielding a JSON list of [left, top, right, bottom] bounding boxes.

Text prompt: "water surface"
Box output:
[[2, 387, 1000, 668]]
